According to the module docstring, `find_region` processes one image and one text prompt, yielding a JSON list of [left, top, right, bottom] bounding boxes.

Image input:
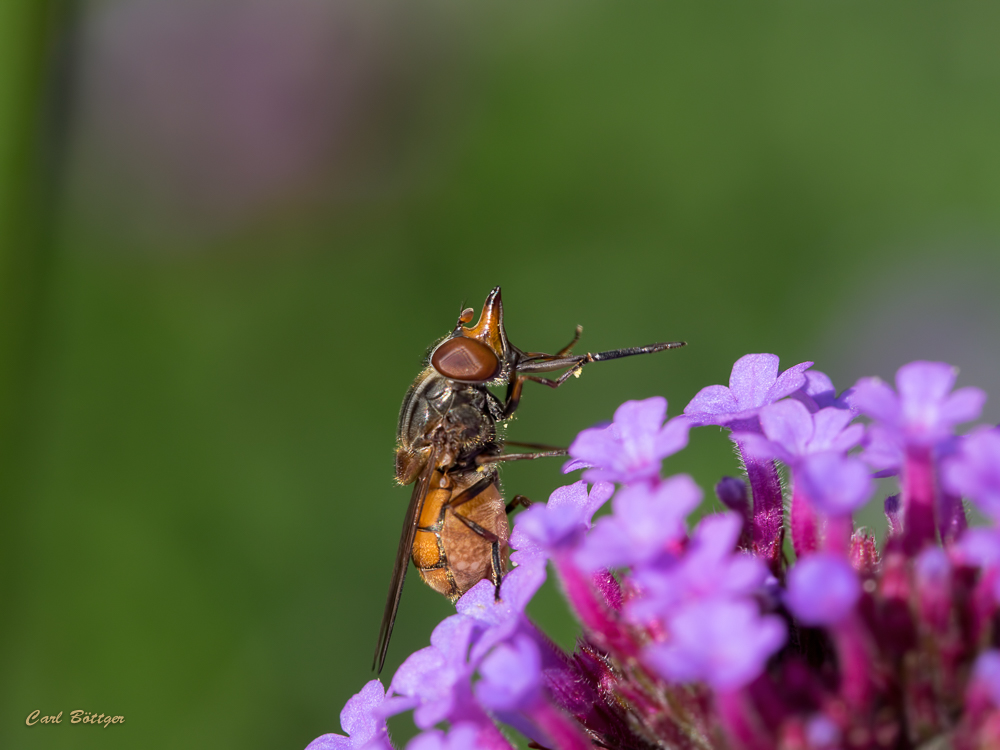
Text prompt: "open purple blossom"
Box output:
[[943, 427, 1000, 521], [388, 615, 484, 729], [644, 598, 786, 690], [573, 474, 700, 572], [784, 554, 860, 626], [852, 361, 986, 464], [628, 513, 770, 623], [475, 634, 543, 713], [796, 451, 873, 517], [683, 353, 813, 430], [509, 480, 614, 562], [566, 396, 690, 484], [306, 680, 391, 750], [454, 565, 546, 666], [737, 399, 864, 465]]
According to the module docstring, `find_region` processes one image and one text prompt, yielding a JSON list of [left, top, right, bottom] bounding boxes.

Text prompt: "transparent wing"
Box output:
[[372, 446, 438, 674]]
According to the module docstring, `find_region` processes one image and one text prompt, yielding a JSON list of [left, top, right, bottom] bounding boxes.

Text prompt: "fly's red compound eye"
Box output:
[[431, 337, 500, 382]]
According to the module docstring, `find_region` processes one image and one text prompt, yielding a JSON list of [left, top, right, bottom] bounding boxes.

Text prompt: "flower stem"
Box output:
[[737, 444, 784, 572], [902, 446, 937, 554]]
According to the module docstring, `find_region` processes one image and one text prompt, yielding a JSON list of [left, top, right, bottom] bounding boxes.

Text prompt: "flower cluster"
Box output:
[[308, 355, 1000, 750]]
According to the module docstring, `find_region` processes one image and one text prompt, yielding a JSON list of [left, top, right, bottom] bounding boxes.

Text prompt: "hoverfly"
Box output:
[[373, 286, 684, 672]]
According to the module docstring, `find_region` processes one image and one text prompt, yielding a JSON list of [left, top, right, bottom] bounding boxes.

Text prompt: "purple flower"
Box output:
[[573, 475, 701, 572], [738, 400, 864, 464], [851, 361, 986, 467], [475, 634, 543, 712], [306, 680, 390, 750], [389, 615, 482, 728], [684, 353, 813, 430], [455, 566, 543, 663], [785, 554, 860, 626], [566, 397, 690, 484], [791, 370, 854, 413], [509, 481, 614, 562], [644, 598, 786, 690], [796, 452, 873, 517], [943, 427, 1000, 521], [628, 513, 770, 623]]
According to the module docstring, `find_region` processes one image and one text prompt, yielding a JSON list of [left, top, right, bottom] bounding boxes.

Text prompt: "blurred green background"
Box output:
[[4, 1, 1000, 748]]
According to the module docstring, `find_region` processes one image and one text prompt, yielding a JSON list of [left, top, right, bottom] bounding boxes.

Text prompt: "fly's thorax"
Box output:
[[395, 370, 501, 484]]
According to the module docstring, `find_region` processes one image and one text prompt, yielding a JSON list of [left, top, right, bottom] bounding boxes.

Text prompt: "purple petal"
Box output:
[[785, 554, 860, 626], [798, 453, 873, 516], [458, 564, 542, 626], [613, 396, 667, 437], [475, 635, 543, 712], [571, 398, 687, 484], [560, 458, 591, 474], [391, 647, 447, 697], [305, 734, 353, 750], [942, 428, 1000, 520], [810, 407, 861, 452], [941, 386, 987, 427], [629, 512, 768, 618], [729, 354, 781, 408], [430, 615, 479, 661], [339, 679, 385, 741], [547, 480, 614, 527], [895, 361, 957, 407], [860, 424, 904, 471], [644, 599, 786, 690], [684, 384, 740, 423], [850, 377, 900, 426], [653, 415, 692, 457], [759, 399, 813, 456], [575, 475, 700, 571], [804, 370, 835, 395], [766, 360, 814, 403]]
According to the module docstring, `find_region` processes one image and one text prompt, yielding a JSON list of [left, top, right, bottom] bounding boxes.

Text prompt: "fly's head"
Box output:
[[429, 286, 515, 385]]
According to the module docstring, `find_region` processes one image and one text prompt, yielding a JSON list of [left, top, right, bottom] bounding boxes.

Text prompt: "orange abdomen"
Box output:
[[412, 471, 510, 601]]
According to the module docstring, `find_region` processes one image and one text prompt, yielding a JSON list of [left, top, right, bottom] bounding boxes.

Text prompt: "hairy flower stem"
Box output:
[[737, 445, 784, 571], [903, 446, 938, 554]]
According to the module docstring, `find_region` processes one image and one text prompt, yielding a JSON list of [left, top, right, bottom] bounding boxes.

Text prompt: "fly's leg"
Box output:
[[491, 541, 503, 602], [502, 339, 685, 418], [453, 513, 505, 601], [475, 449, 567, 466], [520, 325, 582, 359], [505, 495, 532, 514], [503, 440, 565, 451]]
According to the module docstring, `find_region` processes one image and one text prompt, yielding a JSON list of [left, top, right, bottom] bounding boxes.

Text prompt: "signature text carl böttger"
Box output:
[[26, 710, 124, 728]]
